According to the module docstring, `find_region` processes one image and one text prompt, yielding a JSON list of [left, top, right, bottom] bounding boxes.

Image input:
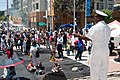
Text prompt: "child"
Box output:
[[66, 40, 71, 56], [52, 62, 63, 73], [50, 48, 56, 61], [27, 60, 36, 73], [49, 47, 56, 62], [35, 60, 45, 75], [49, 46, 63, 62]]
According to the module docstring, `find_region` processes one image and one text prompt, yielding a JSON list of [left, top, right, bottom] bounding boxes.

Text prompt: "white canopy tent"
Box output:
[[9, 20, 23, 27], [111, 28, 120, 47], [111, 28, 120, 37], [108, 20, 120, 30], [109, 23, 120, 30]]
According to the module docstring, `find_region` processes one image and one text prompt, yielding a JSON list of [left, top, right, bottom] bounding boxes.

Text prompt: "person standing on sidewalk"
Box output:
[[44, 31, 50, 49], [73, 10, 111, 80], [75, 37, 84, 60], [56, 33, 63, 59], [30, 41, 37, 66], [6, 38, 14, 59]]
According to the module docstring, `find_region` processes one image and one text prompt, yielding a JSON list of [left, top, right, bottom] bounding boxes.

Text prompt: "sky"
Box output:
[[0, 0, 12, 11]]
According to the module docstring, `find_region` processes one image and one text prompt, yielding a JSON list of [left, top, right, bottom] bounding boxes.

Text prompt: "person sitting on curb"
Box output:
[[49, 49, 63, 62], [49, 46, 57, 62], [35, 60, 45, 75], [52, 62, 63, 73], [6, 66, 17, 79], [27, 60, 36, 73]]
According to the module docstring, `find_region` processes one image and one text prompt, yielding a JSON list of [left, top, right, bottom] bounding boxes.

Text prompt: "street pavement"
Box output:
[[16, 48, 90, 80], [0, 51, 37, 80], [0, 46, 120, 80]]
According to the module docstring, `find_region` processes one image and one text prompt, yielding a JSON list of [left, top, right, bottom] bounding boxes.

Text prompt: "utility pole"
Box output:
[[6, 0, 10, 40]]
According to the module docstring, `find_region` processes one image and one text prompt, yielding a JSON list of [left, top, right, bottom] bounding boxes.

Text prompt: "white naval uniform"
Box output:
[[86, 21, 111, 80]]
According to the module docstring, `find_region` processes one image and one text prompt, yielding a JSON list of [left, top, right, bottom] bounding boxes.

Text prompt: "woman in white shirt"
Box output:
[[30, 41, 37, 66], [56, 33, 63, 59]]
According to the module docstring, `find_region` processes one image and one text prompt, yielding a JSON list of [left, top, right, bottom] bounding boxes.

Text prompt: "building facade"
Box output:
[[11, 0, 119, 30], [30, 0, 48, 30], [93, 0, 114, 10]]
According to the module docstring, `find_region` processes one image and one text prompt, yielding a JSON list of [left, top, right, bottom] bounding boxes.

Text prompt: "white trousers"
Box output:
[[90, 49, 109, 80]]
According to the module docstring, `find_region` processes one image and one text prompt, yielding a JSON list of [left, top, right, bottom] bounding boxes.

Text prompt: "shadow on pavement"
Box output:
[[18, 77, 30, 80], [43, 71, 67, 80]]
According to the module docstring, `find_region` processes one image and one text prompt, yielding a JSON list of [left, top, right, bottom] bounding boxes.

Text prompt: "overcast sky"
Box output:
[[0, 0, 12, 11]]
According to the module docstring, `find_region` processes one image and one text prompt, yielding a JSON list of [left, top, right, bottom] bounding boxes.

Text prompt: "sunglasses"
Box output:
[[94, 16, 99, 17]]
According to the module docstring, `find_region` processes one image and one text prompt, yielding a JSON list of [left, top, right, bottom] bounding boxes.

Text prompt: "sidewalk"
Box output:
[[63, 50, 120, 80]]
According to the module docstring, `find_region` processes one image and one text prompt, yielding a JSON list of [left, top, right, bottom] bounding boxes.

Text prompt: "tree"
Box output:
[[17, 10, 28, 26], [102, 9, 113, 23], [54, 0, 84, 18], [0, 11, 5, 16], [0, 16, 6, 21], [0, 11, 6, 21]]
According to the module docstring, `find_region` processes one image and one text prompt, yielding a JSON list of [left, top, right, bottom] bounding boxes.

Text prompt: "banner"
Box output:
[[86, 0, 91, 16]]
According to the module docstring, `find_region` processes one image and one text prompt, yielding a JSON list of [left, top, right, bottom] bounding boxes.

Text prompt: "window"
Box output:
[[33, 0, 35, 2], [100, 0, 103, 1], [36, 3, 39, 9], [100, 3, 104, 9], [97, 3, 99, 10], [108, 4, 112, 10]]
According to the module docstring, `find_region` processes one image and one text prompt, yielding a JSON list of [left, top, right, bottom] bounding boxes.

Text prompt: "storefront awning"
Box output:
[[37, 22, 46, 26]]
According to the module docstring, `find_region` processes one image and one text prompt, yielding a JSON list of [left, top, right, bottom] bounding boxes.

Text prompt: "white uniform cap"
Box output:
[[96, 10, 108, 17]]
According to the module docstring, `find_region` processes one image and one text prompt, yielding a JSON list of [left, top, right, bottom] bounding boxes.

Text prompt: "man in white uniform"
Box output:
[[73, 10, 111, 80]]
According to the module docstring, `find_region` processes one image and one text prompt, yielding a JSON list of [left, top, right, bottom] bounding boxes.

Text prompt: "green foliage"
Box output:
[[54, 0, 84, 18], [17, 10, 28, 26], [0, 16, 6, 21], [0, 11, 6, 21], [102, 9, 113, 23], [0, 11, 5, 16]]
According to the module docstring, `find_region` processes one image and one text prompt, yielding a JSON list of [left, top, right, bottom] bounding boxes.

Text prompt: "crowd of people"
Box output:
[[0, 22, 87, 77]]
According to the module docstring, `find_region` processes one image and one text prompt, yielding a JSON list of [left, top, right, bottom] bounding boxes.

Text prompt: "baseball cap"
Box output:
[[95, 10, 108, 17]]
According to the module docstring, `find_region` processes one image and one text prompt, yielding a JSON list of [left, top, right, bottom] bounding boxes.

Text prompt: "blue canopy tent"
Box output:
[[84, 23, 93, 30], [59, 24, 77, 29]]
